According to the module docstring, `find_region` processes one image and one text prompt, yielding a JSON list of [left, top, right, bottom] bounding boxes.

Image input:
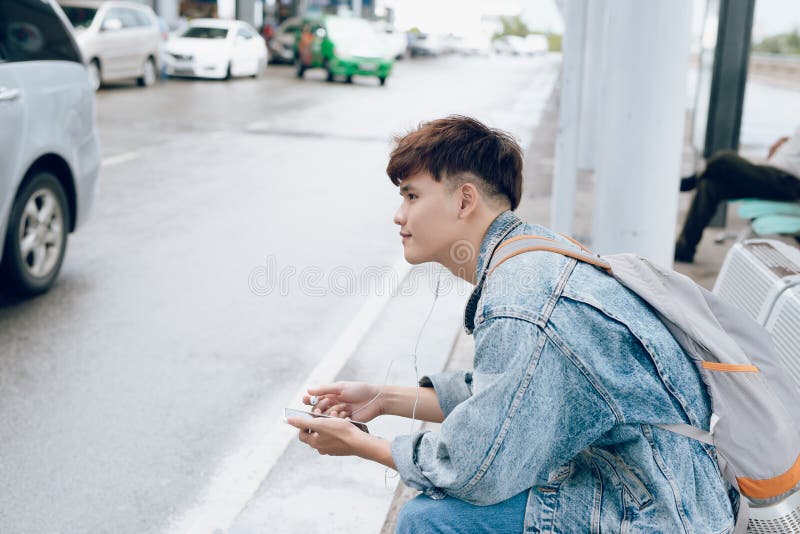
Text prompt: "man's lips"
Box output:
[[399, 231, 412, 238]]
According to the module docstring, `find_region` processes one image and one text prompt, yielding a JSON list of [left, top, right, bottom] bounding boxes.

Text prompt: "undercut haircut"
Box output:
[[386, 115, 523, 210]]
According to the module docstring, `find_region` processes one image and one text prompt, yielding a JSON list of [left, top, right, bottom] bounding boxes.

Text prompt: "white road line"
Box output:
[[101, 151, 139, 167], [166, 259, 414, 534]]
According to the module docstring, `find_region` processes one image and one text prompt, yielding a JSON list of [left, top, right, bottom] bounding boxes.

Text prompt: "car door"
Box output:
[[233, 26, 257, 76], [0, 63, 24, 239], [129, 7, 157, 75], [116, 7, 144, 76], [95, 6, 129, 79]]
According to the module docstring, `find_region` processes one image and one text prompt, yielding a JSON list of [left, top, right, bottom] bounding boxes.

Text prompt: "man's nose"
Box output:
[[394, 204, 406, 226]]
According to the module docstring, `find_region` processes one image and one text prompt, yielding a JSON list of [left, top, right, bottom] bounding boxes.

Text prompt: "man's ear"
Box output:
[[458, 183, 480, 216]]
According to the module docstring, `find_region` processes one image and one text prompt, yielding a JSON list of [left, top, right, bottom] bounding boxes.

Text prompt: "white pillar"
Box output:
[[591, 0, 692, 266], [577, 0, 608, 171], [155, 0, 179, 26], [550, 0, 588, 235]]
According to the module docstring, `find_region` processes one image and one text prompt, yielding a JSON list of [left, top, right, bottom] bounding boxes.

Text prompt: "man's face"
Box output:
[[393, 172, 460, 265]]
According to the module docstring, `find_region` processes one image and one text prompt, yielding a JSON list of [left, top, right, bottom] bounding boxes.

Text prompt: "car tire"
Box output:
[[225, 62, 233, 80], [137, 57, 157, 87], [0, 171, 70, 297], [345, 75, 353, 84], [324, 60, 334, 82], [296, 62, 305, 78], [88, 59, 101, 91], [379, 76, 387, 86]]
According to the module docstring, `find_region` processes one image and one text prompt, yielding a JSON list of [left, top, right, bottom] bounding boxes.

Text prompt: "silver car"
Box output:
[[59, 0, 160, 90], [0, 0, 102, 296]]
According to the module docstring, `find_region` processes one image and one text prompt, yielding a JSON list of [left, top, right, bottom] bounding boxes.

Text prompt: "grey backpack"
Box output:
[[487, 235, 800, 533]]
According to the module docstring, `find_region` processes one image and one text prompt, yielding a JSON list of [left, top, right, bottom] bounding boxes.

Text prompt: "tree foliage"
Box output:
[[753, 29, 800, 55]]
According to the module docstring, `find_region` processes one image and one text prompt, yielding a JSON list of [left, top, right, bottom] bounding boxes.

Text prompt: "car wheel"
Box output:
[[324, 60, 334, 82], [296, 62, 305, 78], [0, 172, 69, 297], [379, 76, 387, 86], [345, 75, 353, 84], [88, 59, 101, 91], [137, 57, 157, 87], [225, 63, 233, 80]]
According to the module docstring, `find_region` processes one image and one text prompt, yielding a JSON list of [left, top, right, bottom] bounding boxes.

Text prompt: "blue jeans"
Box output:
[[395, 490, 528, 534]]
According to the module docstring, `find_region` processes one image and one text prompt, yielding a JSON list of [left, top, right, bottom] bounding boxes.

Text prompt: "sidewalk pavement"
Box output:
[[380, 76, 787, 530]]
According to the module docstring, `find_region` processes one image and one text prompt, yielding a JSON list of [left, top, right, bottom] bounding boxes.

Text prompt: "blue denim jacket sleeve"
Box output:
[[391, 316, 619, 505], [419, 370, 473, 417]]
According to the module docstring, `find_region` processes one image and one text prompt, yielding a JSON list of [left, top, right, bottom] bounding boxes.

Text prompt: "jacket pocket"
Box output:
[[585, 447, 654, 510]]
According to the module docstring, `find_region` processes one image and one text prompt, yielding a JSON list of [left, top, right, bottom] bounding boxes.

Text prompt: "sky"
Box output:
[[384, 0, 798, 40]]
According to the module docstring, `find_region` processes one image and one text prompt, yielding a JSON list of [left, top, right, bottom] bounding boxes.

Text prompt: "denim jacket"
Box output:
[[391, 211, 736, 533]]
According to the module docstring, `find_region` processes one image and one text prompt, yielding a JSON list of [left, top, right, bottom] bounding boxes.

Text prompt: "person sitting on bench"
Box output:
[[675, 126, 800, 263]]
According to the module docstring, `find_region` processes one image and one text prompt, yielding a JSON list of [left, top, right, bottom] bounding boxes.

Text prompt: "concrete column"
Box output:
[[577, 0, 608, 171], [591, 0, 692, 266], [155, 0, 179, 25], [550, 0, 588, 235]]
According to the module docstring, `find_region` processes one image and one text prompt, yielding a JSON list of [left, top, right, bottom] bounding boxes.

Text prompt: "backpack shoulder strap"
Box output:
[[487, 235, 612, 276]]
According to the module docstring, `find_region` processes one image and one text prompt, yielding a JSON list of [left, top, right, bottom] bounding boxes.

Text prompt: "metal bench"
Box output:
[[715, 200, 800, 244]]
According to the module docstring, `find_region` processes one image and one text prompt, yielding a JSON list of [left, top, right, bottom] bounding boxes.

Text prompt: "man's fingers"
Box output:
[[327, 403, 349, 417], [307, 383, 344, 396], [315, 398, 335, 413], [286, 417, 317, 433]]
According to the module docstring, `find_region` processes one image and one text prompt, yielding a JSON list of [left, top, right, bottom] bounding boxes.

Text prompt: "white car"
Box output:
[[372, 22, 407, 60], [0, 0, 102, 296], [59, 0, 162, 90], [163, 19, 267, 80]]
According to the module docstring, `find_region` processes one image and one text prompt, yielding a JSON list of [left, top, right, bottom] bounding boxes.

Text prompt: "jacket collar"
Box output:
[[463, 210, 524, 334]]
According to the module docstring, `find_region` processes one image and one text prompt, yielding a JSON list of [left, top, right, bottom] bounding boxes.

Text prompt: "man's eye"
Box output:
[[408, 194, 417, 200]]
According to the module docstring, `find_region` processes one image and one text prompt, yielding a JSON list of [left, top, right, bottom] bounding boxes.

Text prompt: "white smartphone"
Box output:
[[283, 408, 370, 433]]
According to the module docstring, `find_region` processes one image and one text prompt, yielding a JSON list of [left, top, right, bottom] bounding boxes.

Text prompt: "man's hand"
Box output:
[[286, 416, 396, 469], [286, 416, 366, 456], [303, 382, 383, 422], [768, 136, 790, 159]]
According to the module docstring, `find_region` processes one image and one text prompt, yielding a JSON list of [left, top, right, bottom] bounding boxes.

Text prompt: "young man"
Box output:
[[675, 126, 800, 263], [286, 116, 736, 533]]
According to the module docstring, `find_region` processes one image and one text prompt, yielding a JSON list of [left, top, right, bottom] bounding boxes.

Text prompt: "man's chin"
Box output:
[[402, 248, 427, 265]]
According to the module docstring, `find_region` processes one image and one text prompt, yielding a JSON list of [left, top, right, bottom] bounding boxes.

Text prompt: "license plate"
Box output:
[[359, 63, 377, 71]]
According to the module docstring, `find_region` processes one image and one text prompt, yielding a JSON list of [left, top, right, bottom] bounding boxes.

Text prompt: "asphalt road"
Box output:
[[0, 53, 559, 533]]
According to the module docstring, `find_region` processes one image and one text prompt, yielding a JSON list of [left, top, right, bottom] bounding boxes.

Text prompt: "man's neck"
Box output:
[[441, 209, 506, 285]]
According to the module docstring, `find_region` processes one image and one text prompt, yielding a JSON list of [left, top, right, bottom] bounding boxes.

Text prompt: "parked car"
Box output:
[[453, 34, 491, 56], [268, 16, 301, 64], [59, 0, 161, 90], [163, 19, 267, 80], [0, 0, 102, 296], [295, 15, 393, 86], [408, 32, 444, 57], [372, 21, 407, 60]]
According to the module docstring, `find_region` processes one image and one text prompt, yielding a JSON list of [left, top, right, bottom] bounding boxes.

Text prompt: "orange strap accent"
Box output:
[[495, 234, 562, 251], [487, 246, 613, 277], [560, 234, 591, 252], [701, 362, 760, 373], [738, 453, 800, 500]]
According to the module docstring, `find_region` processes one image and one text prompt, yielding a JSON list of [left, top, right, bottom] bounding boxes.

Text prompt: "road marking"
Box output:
[[101, 151, 139, 167], [165, 259, 413, 534]]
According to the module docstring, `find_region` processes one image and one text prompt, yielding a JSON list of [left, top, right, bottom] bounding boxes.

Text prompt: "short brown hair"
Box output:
[[386, 116, 523, 210]]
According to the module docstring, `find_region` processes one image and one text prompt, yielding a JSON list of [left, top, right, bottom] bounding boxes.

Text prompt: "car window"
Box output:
[[180, 26, 228, 39], [61, 6, 97, 30], [236, 28, 252, 39], [131, 9, 152, 28], [0, 0, 82, 63], [117, 8, 139, 29]]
